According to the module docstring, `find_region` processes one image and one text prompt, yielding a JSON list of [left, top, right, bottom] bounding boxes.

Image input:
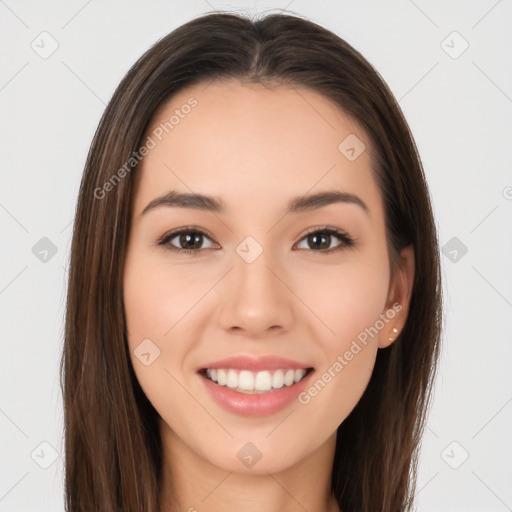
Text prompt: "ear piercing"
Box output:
[[388, 327, 399, 342]]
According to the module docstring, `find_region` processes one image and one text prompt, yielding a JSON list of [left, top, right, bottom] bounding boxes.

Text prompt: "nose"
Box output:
[[217, 246, 295, 337]]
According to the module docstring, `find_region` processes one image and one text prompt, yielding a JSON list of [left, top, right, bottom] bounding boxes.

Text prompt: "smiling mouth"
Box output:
[[199, 367, 314, 394]]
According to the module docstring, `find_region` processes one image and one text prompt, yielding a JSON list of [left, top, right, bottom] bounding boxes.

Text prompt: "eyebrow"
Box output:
[[141, 190, 369, 216]]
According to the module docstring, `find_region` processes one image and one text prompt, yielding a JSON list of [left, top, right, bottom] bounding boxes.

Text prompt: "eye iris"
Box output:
[[180, 232, 202, 250], [308, 232, 330, 250]]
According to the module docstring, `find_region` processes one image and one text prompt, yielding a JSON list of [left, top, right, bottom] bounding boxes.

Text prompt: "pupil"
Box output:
[[181, 233, 201, 249], [310, 233, 329, 249]]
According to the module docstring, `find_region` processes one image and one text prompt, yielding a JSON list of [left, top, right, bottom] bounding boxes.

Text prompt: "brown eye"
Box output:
[[296, 227, 354, 252], [157, 228, 218, 254]]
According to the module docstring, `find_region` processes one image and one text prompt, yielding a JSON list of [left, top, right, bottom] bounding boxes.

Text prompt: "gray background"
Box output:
[[1, 0, 511, 510]]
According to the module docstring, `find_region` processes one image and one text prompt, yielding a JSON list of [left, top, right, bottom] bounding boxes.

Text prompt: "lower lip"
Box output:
[[199, 371, 313, 417]]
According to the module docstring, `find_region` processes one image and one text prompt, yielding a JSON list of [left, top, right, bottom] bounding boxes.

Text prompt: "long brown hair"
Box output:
[[61, 11, 442, 512]]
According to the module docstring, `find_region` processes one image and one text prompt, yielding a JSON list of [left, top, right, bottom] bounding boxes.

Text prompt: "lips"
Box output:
[[197, 355, 314, 416]]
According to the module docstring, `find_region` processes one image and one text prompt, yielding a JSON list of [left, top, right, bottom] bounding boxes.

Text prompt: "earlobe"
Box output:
[[379, 321, 399, 349], [388, 327, 399, 342], [378, 245, 415, 349]]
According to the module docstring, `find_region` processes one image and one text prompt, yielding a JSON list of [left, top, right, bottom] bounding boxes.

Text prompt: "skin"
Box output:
[[123, 80, 415, 512]]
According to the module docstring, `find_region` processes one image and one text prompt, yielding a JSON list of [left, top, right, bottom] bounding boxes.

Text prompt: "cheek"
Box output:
[[123, 254, 204, 346], [123, 258, 203, 440], [123, 253, 194, 396], [296, 254, 390, 347], [292, 256, 388, 418]]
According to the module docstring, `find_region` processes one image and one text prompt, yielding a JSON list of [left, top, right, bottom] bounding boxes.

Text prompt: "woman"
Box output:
[[61, 11, 442, 512]]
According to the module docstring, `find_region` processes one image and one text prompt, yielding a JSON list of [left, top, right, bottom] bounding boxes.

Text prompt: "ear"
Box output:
[[378, 244, 415, 349]]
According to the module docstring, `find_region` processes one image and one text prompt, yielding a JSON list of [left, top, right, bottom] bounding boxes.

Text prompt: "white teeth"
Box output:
[[272, 370, 284, 389], [226, 369, 238, 388], [204, 368, 308, 392], [238, 370, 254, 390], [255, 371, 272, 391], [217, 369, 227, 386]]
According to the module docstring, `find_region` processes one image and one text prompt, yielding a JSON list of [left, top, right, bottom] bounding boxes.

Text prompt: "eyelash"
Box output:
[[156, 225, 356, 256]]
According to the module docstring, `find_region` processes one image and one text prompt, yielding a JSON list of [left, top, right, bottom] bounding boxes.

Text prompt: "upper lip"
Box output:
[[198, 355, 313, 372]]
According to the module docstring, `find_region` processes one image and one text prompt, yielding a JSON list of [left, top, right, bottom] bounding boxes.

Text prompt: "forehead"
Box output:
[[134, 80, 382, 221]]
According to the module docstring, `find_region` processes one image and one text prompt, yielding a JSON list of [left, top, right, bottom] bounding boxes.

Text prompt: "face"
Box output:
[[123, 80, 413, 475]]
